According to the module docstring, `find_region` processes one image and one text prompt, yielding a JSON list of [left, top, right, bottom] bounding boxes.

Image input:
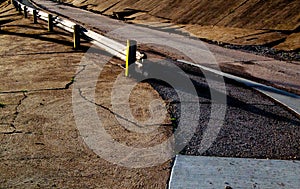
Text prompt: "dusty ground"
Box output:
[[0, 1, 299, 188], [63, 0, 300, 51], [0, 2, 172, 188]]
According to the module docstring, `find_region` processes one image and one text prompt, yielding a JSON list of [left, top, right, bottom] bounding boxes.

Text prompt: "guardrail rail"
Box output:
[[10, 0, 144, 76]]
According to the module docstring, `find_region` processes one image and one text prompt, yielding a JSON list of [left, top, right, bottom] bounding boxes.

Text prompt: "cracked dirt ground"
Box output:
[[0, 2, 172, 188]]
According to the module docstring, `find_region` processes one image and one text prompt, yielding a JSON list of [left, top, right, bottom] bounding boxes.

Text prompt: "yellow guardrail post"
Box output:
[[125, 40, 137, 77], [48, 14, 53, 32], [73, 24, 80, 49]]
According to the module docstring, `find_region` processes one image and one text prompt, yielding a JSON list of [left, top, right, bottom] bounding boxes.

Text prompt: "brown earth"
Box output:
[[0, 1, 299, 188], [0, 2, 172, 188], [63, 0, 300, 51]]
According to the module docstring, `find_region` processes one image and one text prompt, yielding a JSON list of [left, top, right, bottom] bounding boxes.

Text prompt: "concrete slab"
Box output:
[[169, 155, 300, 189]]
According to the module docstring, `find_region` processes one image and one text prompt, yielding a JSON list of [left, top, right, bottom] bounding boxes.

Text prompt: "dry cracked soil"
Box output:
[[0, 2, 172, 188], [1, 0, 300, 188]]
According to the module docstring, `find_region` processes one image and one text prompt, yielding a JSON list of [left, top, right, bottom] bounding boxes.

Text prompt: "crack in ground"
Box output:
[[1, 155, 74, 161], [0, 65, 87, 95], [2, 91, 28, 135], [78, 88, 172, 129], [0, 66, 87, 134]]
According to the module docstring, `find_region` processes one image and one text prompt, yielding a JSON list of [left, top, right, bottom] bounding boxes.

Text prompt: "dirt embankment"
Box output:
[[63, 0, 300, 51]]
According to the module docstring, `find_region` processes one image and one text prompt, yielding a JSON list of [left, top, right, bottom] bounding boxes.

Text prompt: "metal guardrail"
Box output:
[[11, 0, 143, 66], [7, 0, 300, 118]]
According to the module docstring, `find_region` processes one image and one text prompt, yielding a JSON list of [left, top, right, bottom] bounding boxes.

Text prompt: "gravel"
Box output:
[[147, 61, 300, 160]]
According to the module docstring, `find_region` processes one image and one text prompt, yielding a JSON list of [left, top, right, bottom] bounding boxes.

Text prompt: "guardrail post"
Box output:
[[14, 1, 18, 11], [33, 10, 37, 24], [48, 14, 53, 32], [73, 24, 80, 49], [125, 40, 137, 77], [18, 4, 22, 14], [24, 6, 27, 18]]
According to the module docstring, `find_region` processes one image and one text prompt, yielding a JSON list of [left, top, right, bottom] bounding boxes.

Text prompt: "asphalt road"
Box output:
[[18, 0, 34, 8], [27, 0, 300, 160], [29, 0, 300, 95]]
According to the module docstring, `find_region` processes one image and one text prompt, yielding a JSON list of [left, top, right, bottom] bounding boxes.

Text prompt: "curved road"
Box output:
[[28, 0, 300, 96]]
